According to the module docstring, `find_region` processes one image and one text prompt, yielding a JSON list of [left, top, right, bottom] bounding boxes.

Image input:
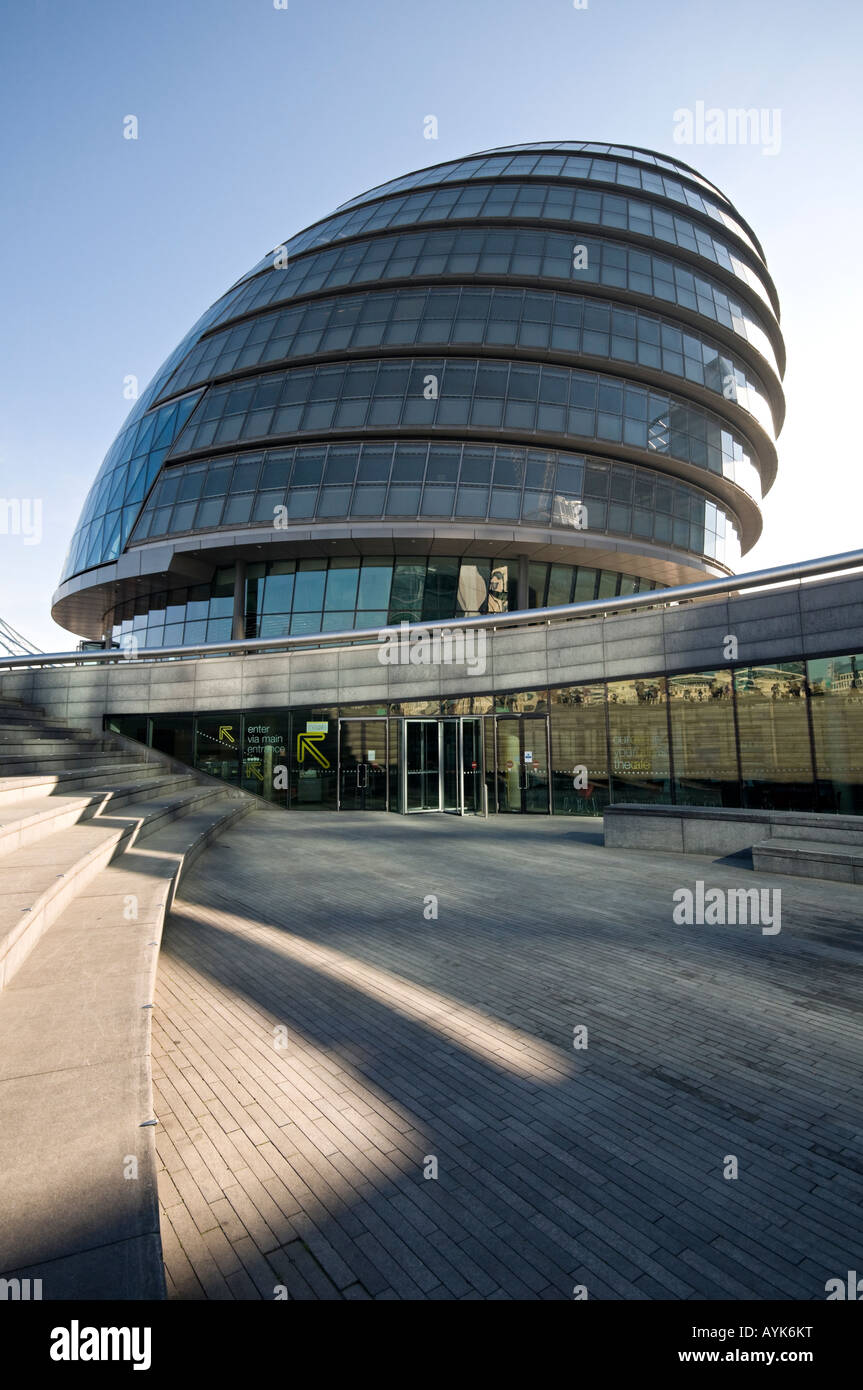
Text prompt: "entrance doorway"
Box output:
[[403, 718, 484, 814], [337, 718, 388, 810], [494, 715, 551, 813]]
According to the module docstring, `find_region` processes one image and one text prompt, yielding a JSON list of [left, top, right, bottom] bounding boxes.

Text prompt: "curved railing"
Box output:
[[6, 546, 863, 670]]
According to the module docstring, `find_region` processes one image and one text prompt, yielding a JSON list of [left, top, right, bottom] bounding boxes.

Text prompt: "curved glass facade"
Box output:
[[166, 357, 763, 497], [107, 556, 663, 648], [331, 148, 761, 255], [242, 182, 775, 310], [164, 286, 774, 434], [130, 442, 740, 566], [55, 140, 784, 642], [205, 227, 782, 379], [60, 391, 202, 581]]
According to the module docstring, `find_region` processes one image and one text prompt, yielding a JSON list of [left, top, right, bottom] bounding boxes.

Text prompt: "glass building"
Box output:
[[53, 141, 784, 644], [54, 140, 825, 819], [106, 651, 863, 818]]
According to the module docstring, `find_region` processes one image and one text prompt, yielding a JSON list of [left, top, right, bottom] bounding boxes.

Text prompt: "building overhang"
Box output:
[[51, 521, 732, 639]]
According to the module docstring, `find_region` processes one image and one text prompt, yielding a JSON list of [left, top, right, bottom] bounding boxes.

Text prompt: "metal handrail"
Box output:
[[3, 546, 863, 671]]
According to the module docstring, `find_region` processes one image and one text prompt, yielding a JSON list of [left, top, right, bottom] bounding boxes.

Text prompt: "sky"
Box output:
[[0, 0, 860, 650]]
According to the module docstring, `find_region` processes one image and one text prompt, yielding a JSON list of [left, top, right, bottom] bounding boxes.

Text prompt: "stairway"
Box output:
[[0, 695, 257, 1298], [752, 821, 863, 884]]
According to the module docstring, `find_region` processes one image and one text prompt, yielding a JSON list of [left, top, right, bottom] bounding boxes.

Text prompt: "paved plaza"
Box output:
[[152, 813, 863, 1300]]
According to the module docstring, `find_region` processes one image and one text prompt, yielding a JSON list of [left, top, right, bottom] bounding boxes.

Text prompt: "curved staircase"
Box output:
[[0, 696, 256, 1299]]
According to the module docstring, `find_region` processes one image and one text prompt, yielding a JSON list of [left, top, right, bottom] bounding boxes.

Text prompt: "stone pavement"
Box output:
[[152, 813, 863, 1300]]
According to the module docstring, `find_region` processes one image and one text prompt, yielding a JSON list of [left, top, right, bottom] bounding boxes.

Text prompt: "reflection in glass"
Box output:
[[807, 654, 863, 813], [607, 677, 671, 803], [668, 670, 738, 805], [550, 685, 609, 814], [734, 663, 813, 810]]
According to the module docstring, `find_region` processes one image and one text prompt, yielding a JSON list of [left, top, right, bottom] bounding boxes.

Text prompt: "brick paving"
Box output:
[[152, 813, 863, 1300]]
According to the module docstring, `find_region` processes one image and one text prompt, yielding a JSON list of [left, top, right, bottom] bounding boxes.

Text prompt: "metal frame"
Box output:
[[493, 712, 552, 814], [400, 716, 482, 815], [336, 715, 389, 812]]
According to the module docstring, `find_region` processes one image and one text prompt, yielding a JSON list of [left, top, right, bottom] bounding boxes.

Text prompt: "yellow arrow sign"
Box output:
[[218, 725, 235, 744], [245, 762, 264, 781], [297, 732, 330, 768]]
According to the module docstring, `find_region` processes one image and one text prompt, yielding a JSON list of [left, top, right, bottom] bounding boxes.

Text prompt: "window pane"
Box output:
[[808, 654, 863, 812], [607, 677, 670, 803], [734, 663, 813, 809]]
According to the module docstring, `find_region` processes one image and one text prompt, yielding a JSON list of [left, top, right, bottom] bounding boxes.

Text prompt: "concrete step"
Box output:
[[752, 836, 863, 885], [755, 822, 863, 848], [0, 697, 46, 716], [0, 749, 150, 776], [0, 736, 119, 757], [0, 794, 256, 1296], [0, 773, 194, 857], [0, 780, 243, 990], [0, 720, 89, 737], [0, 761, 169, 806]]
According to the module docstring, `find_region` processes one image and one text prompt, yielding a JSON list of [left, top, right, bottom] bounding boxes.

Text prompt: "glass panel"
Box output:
[[808, 654, 863, 812], [550, 684, 609, 814], [607, 677, 670, 803], [293, 561, 327, 611], [242, 712, 291, 804], [405, 720, 441, 811], [357, 558, 393, 609], [442, 721, 460, 811], [291, 708, 339, 809], [494, 717, 549, 813], [668, 669, 738, 806], [422, 557, 460, 621], [734, 663, 814, 809], [194, 715, 242, 784], [389, 561, 426, 622], [324, 561, 359, 611], [461, 718, 484, 812], [338, 718, 388, 810]]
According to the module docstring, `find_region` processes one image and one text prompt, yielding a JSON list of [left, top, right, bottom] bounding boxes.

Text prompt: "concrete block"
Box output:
[[549, 663, 606, 686], [546, 645, 604, 674], [680, 818, 764, 856], [734, 614, 804, 644], [289, 668, 340, 694], [603, 613, 665, 642], [801, 606, 863, 638], [662, 599, 730, 632], [491, 629, 547, 659], [547, 620, 604, 650], [337, 685, 392, 705], [799, 575, 863, 611], [662, 624, 730, 657], [732, 589, 801, 621], [603, 633, 666, 662], [604, 656, 665, 678], [802, 629, 863, 656], [603, 809, 685, 851], [240, 677, 292, 701]]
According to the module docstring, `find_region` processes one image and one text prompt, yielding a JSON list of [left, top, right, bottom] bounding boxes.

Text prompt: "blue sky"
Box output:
[[0, 0, 860, 648]]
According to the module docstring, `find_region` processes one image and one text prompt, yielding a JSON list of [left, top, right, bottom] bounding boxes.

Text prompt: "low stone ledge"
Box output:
[[603, 804, 863, 856]]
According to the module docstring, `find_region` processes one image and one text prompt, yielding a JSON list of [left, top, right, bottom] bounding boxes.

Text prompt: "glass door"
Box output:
[[461, 718, 483, 813], [405, 720, 441, 811], [442, 721, 460, 811], [495, 716, 551, 813], [338, 719, 388, 810], [403, 718, 487, 814]]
